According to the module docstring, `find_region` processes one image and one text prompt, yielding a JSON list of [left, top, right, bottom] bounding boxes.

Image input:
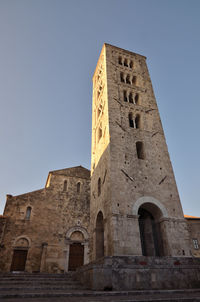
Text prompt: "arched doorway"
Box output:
[[10, 237, 30, 271], [96, 211, 104, 259], [68, 231, 84, 271], [65, 226, 89, 272], [138, 203, 164, 257]]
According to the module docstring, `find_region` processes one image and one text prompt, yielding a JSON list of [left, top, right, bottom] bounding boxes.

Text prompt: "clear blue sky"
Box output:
[[0, 0, 200, 215]]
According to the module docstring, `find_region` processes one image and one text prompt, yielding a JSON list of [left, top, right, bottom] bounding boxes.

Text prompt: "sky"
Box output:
[[0, 0, 200, 216]]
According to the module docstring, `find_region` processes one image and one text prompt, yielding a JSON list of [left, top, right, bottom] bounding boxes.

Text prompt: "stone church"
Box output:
[[0, 44, 200, 289]]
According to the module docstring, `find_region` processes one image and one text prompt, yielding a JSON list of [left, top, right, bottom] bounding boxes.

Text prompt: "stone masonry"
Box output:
[[0, 44, 200, 280]]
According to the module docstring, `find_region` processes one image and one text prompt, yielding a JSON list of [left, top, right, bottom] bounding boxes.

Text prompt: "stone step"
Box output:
[[0, 280, 79, 285], [0, 274, 73, 279], [0, 289, 200, 300], [0, 285, 85, 291]]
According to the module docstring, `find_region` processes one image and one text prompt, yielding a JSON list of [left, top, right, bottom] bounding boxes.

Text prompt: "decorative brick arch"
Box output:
[[66, 226, 89, 240], [65, 226, 89, 272], [13, 235, 31, 248], [132, 196, 168, 218]]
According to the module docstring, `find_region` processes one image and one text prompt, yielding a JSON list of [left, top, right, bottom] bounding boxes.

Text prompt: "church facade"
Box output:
[[0, 44, 200, 277]]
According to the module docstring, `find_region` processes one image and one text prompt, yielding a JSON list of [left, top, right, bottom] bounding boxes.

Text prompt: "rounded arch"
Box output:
[[66, 226, 89, 241], [133, 196, 168, 218], [95, 211, 104, 259], [13, 235, 31, 248]]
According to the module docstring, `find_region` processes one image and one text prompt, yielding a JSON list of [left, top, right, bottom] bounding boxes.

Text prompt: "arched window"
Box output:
[[135, 114, 140, 129], [25, 207, 31, 220], [129, 61, 133, 68], [135, 93, 139, 104], [124, 58, 128, 67], [120, 72, 124, 83], [136, 141, 145, 159], [123, 90, 127, 102], [77, 182, 81, 194], [132, 76, 137, 85], [129, 92, 133, 103], [96, 211, 104, 259], [63, 180, 67, 191], [129, 113, 134, 128], [98, 178, 101, 196], [126, 74, 131, 84], [118, 56, 122, 65]]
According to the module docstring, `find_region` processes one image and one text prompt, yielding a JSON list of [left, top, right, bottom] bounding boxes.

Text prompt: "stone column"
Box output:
[[83, 241, 89, 265], [40, 242, 48, 272], [64, 244, 70, 272]]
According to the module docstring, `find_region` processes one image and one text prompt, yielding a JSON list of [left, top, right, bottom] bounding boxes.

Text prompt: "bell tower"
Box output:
[[90, 44, 190, 260]]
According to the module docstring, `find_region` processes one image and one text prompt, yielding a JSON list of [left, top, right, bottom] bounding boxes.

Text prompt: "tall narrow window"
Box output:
[[193, 239, 199, 249], [135, 114, 140, 129], [63, 180, 67, 191], [135, 93, 139, 104], [123, 90, 127, 102], [118, 56, 122, 65], [25, 207, 31, 220], [129, 61, 133, 68], [129, 113, 134, 128], [120, 72, 124, 83], [124, 58, 128, 67], [98, 124, 102, 142], [126, 74, 131, 84], [136, 141, 145, 159], [98, 178, 101, 196], [132, 76, 137, 85], [77, 182, 81, 194], [129, 92, 133, 103]]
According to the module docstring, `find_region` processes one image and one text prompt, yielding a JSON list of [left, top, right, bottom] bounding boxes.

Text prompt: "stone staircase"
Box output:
[[0, 272, 86, 299], [1, 273, 200, 301]]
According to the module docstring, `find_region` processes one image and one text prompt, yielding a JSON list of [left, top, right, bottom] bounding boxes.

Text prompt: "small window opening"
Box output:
[[25, 207, 31, 220], [129, 61, 133, 68], [63, 180, 67, 191], [129, 113, 134, 128], [136, 141, 145, 159], [98, 178, 101, 196], [132, 76, 137, 85], [129, 92, 133, 103], [118, 57, 122, 65], [98, 124, 102, 142], [120, 72, 124, 83], [124, 59, 128, 67], [123, 90, 127, 102], [126, 74, 131, 84], [193, 239, 199, 249], [98, 107, 101, 118], [135, 114, 140, 129], [77, 182, 81, 194], [135, 93, 139, 104]]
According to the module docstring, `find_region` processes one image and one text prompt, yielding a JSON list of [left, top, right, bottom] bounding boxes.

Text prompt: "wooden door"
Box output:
[[10, 250, 28, 271], [68, 243, 84, 271]]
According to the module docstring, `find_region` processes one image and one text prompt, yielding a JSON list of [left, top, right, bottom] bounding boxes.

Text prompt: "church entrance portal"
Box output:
[[96, 211, 104, 259], [68, 243, 84, 271], [10, 249, 28, 271], [138, 204, 163, 256]]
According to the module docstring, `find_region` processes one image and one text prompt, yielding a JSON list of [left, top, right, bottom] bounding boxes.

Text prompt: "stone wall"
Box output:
[[0, 166, 90, 273], [186, 217, 200, 257], [76, 256, 200, 290]]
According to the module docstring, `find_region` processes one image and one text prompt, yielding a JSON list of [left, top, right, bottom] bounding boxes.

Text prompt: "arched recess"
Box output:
[[133, 197, 168, 257], [65, 226, 89, 272], [133, 196, 168, 218], [11, 236, 31, 272], [96, 211, 104, 259]]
